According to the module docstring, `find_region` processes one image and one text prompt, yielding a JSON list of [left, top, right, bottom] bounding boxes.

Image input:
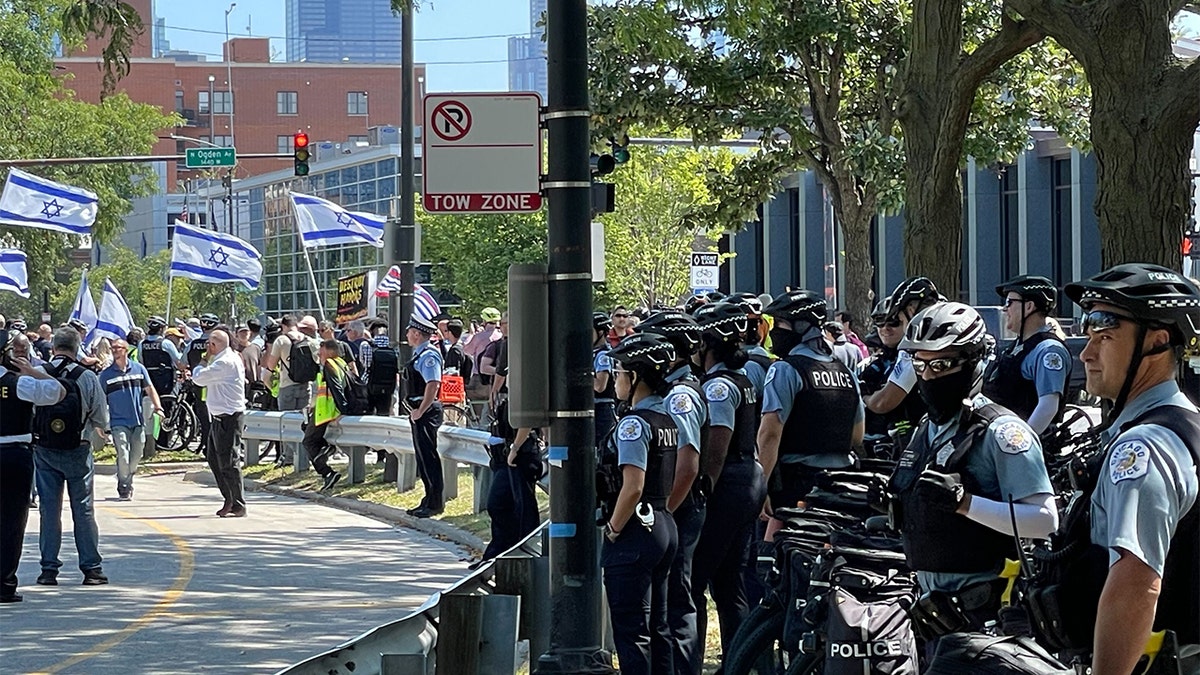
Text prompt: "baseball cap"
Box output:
[[480, 307, 502, 323], [298, 315, 318, 332], [165, 327, 185, 338]]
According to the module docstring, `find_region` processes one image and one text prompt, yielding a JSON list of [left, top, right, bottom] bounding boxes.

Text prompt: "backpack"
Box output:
[[285, 336, 319, 383], [925, 634, 1072, 674], [824, 588, 919, 674], [366, 346, 399, 394], [331, 361, 370, 416], [34, 360, 88, 450], [447, 342, 473, 381]]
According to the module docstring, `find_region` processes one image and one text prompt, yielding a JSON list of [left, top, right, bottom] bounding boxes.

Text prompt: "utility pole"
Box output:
[[390, 4, 415, 359], [535, 1, 613, 673]]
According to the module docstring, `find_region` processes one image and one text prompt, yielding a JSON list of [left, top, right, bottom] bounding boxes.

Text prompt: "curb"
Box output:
[[182, 469, 487, 555]]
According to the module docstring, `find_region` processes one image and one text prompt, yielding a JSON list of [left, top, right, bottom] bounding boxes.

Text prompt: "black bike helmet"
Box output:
[[885, 276, 941, 321], [147, 315, 167, 331], [870, 298, 891, 324], [608, 333, 677, 382], [996, 275, 1058, 312], [763, 289, 826, 328], [1065, 264, 1200, 348], [0, 328, 13, 355], [694, 302, 748, 343], [593, 311, 613, 333], [684, 294, 709, 316], [727, 292, 763, 317], [9, 319, 26, 332], [899, 302, 988, 359], [199, 313, 220, 329], [638, 310, 702, 355]]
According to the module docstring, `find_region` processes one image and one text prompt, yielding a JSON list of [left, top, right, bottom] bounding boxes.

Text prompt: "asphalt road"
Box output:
[[1, 471, 469, 674]]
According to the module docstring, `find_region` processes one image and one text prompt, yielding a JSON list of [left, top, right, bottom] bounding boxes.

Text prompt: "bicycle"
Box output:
[[157, 381, 199, 453]]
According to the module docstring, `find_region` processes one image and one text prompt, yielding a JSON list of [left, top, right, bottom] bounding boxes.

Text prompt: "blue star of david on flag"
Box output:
[[289, 191, 385, 249], [170, 223, 262, 290], [0, 168, 98, 235], [335, 211, 355, 227], [40, 199, 63, 218], [208, 246, 230, 268]]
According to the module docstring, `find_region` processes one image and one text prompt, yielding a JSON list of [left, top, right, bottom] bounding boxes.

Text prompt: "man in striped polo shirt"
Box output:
[[98, 339, 163, 500]]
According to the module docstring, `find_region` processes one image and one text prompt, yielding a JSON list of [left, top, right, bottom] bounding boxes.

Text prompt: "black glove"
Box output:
[[914, 469, 966, 513], [866, 480, 891, 515]]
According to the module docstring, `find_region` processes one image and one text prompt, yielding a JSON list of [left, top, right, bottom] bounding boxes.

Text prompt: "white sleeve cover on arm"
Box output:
[[964, 493, 1059, 539]]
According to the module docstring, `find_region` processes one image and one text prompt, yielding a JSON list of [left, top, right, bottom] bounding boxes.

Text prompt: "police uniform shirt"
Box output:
[[918, 394, 1054, 593], [147, 336, 183, 368], [412, 341, 443, 385], [743, 345, 771, 396], [887, 350, 919, 394], [1014, 327, 1071, 399], [594, 347, 614, 401], [1091, 380, 1199, 575], [616, 395, 667, 470], [0, 364, 66, 443], [665, 364, 707, 455], [703, 363, 745, 430]]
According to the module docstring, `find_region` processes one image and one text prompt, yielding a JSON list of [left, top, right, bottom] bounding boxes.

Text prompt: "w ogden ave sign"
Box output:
[[422, 92, 543, 214]]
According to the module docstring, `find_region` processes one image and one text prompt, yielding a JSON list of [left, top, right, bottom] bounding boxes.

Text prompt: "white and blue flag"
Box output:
[[0, 167, 99, 235], [70, 270, 98, 332], [0, 248, 30, 298], [289, 192, 385, 248], [92, 278, 135, 344], [169, 222, 263, 290]]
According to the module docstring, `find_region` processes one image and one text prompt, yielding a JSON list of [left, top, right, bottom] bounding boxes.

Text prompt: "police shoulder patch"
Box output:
[[618, 417, 644, 442], [1041, 350, 1065, 372], [704, 379, 731, 403], [996, 420, 1034, 454], [1109, 440, 1150, 484], [764, 364, 778, 386], [421, 353, 440, 370], [669, 392, 694, 415], [596, 353, 611, 369]]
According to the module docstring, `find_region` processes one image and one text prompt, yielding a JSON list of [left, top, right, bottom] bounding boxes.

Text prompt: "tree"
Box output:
[[597, 145, 735, 308], [1004, 0, 1200, 269]]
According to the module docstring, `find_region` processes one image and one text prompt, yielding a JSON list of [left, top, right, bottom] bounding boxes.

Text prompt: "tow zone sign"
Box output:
[[422, 92, 543, 214]]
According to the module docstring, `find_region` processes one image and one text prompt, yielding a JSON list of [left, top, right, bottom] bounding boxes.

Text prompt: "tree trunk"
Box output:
[[837, 200, 877, 330]]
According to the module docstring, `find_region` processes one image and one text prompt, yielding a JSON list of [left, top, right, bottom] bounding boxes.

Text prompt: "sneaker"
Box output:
[[82, 569, 108, 586], [36, 572, 57, 586], [322, 472, 342, 492]]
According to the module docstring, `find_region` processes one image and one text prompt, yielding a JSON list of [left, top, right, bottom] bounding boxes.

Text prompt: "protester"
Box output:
[[190, 330, 248, 518], [263, 315, 318, 464], [302, 339, 355, 492], [98, 338, 163, 501]]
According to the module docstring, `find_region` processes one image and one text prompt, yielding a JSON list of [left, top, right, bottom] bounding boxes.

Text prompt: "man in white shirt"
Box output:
[[191, 330, 248, 518]]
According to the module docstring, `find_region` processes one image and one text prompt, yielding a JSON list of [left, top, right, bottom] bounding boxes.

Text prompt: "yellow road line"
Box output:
[[32, 506, 195, 675]]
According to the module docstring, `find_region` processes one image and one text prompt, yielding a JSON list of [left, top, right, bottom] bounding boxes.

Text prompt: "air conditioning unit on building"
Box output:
[[368, 125, 399, 146], [313, 141, 339, 164]]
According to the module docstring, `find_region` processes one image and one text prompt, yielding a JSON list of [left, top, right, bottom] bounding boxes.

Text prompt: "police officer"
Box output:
[[0, 330, 65, 603], [593, 311, 617, 446], [1057, 264, 1200, 674], [637, 309, 708, 674], [858, 298, 926, 454], [404, 315, 445, 518], [187, 313, 220, 454], [981, 275, 1072, 434], [599, 333, 679, 675], [886, 302, 1056, 641], [139, 317, 180, 399], [758, 289, 863, 539], [864, 277, 942, 422], [688, 302, 767, 669], [727, 292, 773, 396]]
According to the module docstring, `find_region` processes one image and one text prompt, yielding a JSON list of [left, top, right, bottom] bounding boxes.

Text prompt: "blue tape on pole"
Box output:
[[548, 445, 568, 461], [548, 522, 577, 538]]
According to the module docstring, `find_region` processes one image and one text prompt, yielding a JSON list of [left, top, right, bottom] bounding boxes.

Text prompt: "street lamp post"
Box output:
[[224, 3, 236, 148], [208, 74, 215, 139], [364, 92, 369, 137]]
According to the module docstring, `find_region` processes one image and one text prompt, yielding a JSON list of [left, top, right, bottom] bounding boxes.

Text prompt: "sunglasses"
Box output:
[[874, 318, 901, 328], [1003, 297, 1026, 308], [1080, 309, 1146, 333], [911, 355, 967, 375], [611, 367, 631, 378]]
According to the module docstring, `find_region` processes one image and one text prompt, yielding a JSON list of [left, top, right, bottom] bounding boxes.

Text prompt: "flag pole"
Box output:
[[301, 246, 326, 321], [165, 275, 174, 324]]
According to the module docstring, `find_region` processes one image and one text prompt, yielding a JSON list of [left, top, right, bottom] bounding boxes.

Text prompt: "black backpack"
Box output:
[[285, 336, 319, 383], [925, 634, 1072, 674], [34, 360, 87, 450], [367, 346, 399, 394]]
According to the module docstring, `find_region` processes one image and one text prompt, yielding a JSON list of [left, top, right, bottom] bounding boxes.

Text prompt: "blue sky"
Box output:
[[156, 0, 533, 92]]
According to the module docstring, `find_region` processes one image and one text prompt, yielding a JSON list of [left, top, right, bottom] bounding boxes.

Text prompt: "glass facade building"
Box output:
[[285, 0, 402, 63]]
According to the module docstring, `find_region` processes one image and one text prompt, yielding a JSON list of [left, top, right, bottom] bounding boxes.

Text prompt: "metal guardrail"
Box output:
[[274, 524, 550, 675]]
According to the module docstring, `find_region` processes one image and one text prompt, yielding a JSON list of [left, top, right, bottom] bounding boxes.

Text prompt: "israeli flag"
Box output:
[[0, 167, 99, 235], [92, 278, 135, 343], [0, 248, 30, 298], [169, 222, 262, 290], [289, 192, 385, 248], [70, 270, 98, 332]]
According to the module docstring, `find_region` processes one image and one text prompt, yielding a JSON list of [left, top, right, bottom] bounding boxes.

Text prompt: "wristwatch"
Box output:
[[603, 522, 621, 542]]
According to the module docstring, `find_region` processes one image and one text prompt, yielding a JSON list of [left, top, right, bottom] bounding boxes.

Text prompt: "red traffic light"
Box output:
[[294, 132, 309, 148]]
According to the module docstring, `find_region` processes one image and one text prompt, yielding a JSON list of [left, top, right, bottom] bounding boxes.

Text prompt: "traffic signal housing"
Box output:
[[293, 132, 310, 176]]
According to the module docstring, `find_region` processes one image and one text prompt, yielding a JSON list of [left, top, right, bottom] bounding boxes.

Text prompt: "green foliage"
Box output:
[[60, 0, 144, 95], [417, 210, 548, 318]]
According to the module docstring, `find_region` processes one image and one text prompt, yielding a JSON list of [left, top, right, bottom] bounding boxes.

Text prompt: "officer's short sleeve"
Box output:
[[594, 350, 611, 374], [1092, 426, 1196, 575], [615, 416, 650, 470], [703, 376, 742, 430], [666, 386, 705, 453], [417, 349, 442, 383], [762, 361, 802, 423], [1024, 340, 1070, 399], [888, 351, 918, 393], [743, 359, 766, 396], [984, 415, 1054, 501]]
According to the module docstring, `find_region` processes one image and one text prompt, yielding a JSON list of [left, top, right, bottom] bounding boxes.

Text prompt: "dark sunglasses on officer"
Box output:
[[910, 355, 968, 375], [1080, 309, 1160, 334]]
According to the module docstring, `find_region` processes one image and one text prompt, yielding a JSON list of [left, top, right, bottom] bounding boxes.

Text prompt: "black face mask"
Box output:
[[916, 366, 977, 424], [769, 328, 803, 358]]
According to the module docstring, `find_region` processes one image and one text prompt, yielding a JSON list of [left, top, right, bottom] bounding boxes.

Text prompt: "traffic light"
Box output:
[[590, 153, 615, 177], [293, 131, 310, 176], [610, 134, 631, 165]]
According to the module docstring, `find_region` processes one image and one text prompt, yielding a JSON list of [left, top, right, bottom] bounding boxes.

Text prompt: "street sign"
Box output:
[[422, 92, 542, 214], [185, 147, 236, 168], [690, 251, 719, 292]]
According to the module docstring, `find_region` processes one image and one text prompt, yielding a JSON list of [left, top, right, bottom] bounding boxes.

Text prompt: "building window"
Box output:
[[999, 164, 1020, 281], [210, 135, 233, 147], [175, 90, 184, 114], [277, 135, 293, 154], [212, 91, 232, 115], [347, 91, 368, 116], [198, 91, 209, 114], [1051, 158, 1073, 312], [276, 91, 297, 115]]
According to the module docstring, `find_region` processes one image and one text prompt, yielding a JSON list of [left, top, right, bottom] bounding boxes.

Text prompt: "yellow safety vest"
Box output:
[[269, 365, 281, 397], [314, 357, 348, 426]]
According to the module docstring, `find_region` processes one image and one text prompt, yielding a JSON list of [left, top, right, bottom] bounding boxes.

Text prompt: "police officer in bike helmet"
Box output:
[[636, 309, 709, 674], [727, 291, 773, 396], [865, 277, 942, 420], [687, 302, 767, 668], [598, 333, 680, 675], [886, 302, 1056, 641], [593, 311, 617, 446], [982, 275, 1072, 434], [758, 288, 862, 539], [1056, 264, 1200, 674], [859, 298, 927, 452], [188, 313, 220, 454]]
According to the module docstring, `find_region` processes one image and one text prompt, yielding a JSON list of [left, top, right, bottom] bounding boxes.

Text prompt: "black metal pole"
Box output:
[[536, 1, 613, 673], [391, 3, 415, 361], [227, 170, 236, 320]]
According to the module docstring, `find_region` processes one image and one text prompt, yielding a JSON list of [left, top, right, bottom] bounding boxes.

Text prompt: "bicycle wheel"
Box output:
[[721, 606, 790, 675], [162, 402, 198, 453], [442, 403, 470, 427]]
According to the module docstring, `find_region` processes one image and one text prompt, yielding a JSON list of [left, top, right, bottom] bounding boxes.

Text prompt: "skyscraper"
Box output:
[[285, 0, 403, 63], [507, 0, 548, 98]]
